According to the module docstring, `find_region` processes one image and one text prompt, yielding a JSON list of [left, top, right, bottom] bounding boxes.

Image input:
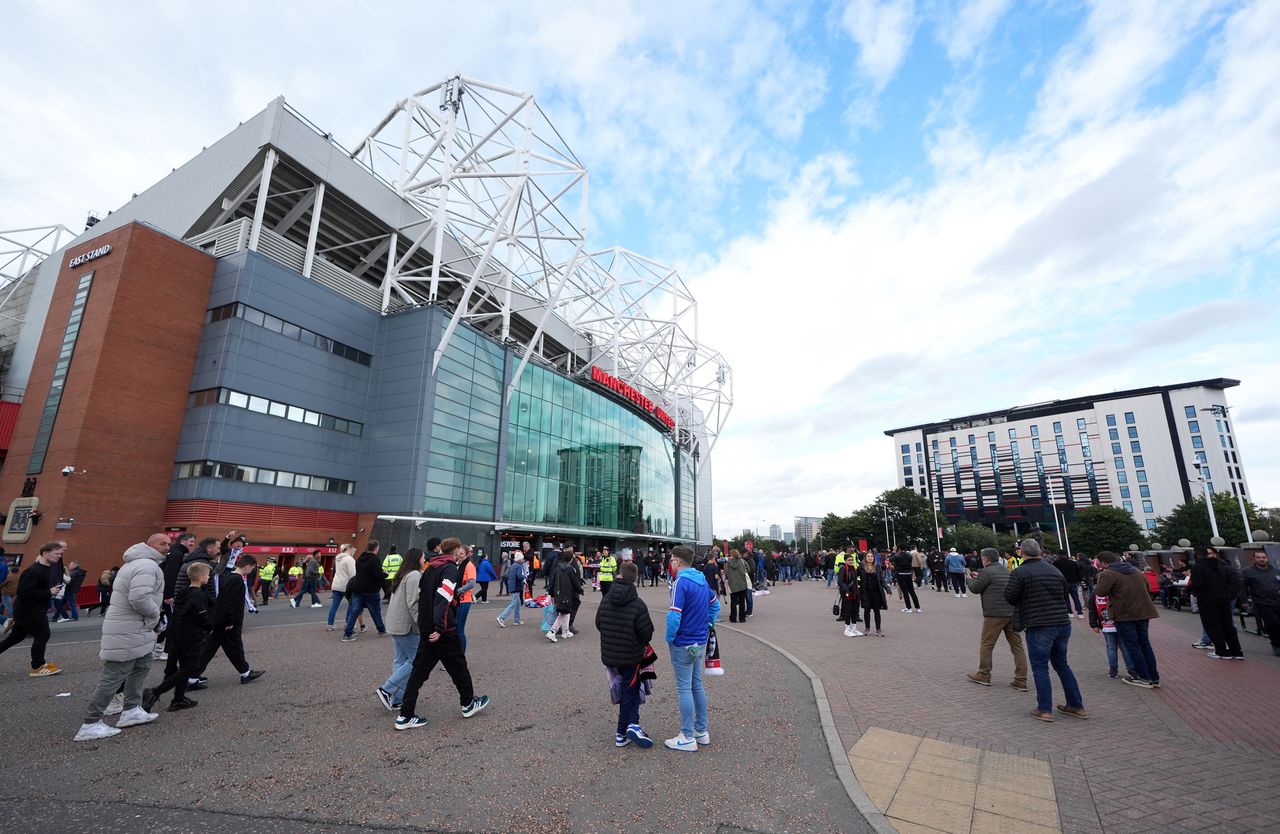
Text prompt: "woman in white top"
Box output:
[[326, 544, 364, 632], [376, 548, 424, 711]]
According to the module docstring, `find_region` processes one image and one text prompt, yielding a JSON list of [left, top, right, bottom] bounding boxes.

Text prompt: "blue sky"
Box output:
[[2, 1, 1277, 538]]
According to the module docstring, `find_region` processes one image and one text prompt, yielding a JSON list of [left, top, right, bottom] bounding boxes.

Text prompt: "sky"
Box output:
[[2, 0, 1278, 538]]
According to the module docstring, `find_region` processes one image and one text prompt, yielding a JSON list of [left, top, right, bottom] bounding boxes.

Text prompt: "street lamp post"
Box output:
[[1046, 477, 1072, 556], [882, 502, 891, 551], [1192, 462, 1220, 540], [1200, 405, 1253, 543]]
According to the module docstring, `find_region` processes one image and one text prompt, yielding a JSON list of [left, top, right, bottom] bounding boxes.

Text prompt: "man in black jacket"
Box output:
[[596, 561, 655, 748], [197, 554, 265, 684], [1005, 539, 1085, 722], [0, 543, 64, 676], [891, 547, 921, 613], [1241, 549, 1280, 657], [1190, 546, 1244, 659], [396, 537, 489, 731], [1053, 554, 1085, 618], [342, 541, 388, 641]]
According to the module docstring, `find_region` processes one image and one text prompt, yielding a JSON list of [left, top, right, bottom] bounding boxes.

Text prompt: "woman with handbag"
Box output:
[[837, 557, 862, 637], [857, 554, 888, 637]]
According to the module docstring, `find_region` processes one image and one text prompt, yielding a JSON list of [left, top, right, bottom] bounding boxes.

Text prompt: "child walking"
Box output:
[[144, 561, 213, 711]]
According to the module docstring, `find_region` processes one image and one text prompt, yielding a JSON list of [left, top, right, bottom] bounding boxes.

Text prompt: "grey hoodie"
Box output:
[[99, 543, 165, 662]]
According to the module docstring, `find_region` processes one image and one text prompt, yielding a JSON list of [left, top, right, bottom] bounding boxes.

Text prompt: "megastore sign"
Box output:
[[69, 245, 111, 268], [589, 365, 675, 431]]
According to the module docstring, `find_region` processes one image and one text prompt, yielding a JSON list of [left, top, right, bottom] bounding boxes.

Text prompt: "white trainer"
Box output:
[[73, 721, 122, 742], [545, 630, 558, 643], [104, 693, 124, 716], [115, 707, 159, 728]]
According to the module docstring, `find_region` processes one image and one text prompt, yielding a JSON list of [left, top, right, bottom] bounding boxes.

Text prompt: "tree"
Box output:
[[1065, 505, 1145, 556], [942, 521, 997, 553], [1154, 494, 1260, 547]]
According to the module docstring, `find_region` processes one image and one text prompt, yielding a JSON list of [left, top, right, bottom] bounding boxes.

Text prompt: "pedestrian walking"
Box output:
[[1189, 545, 1244, 660], [892, 547, 922, 613], [1004, 539, 1085, 722], [966, 548, 1028, 691], [495, 554, 527, 627], [290, 550, 323, 608], [142, 560, 214, 713], [1086, 581, 1134, 679], [0, 542, 65, 676], [725, 549, 751, 624], [663, 545, 718, 751], [73, 534, 168, 741], [945, 548, 968, 597], [476, 553, 496, 603], [377, 548, 424, 712], [1054, 553, 1086, 618], [596, 560, 656, 748], [395, 538, 489, 730], [343, 541, 388, 641], [196, 554, 265, 684], [256, 558, 278, 605], [1094, 551, 1160, 687], [546, 549, 583, 643]]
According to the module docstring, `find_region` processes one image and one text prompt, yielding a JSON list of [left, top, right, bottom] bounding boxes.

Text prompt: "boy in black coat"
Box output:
[[595, 561, 655, 748], [197, 555, 265, 684], [144, 561, 213, 711]]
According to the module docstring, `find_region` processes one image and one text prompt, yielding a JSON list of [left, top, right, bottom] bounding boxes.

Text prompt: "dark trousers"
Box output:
[[293, 578, 320, 606], [398, 632, 474, 719], [897, 576, 920, 609], [615, 664, 642, 736], [1257, 603, 1280, 649], [950, 572, 966, 594], [863, 605, 882, 631], [1198, 598, 1243, 657], [198, 627, 250, 675], [569, 596, 581, 631], [259, 581, 273, 604], [151, 646, 201, 703], [1065, 585, 1083, 614], [932, 570, 947, 592], [477, 582, 489, 603], [600, 580, 612, 597], [729, 590, 748, 622], [0, 610, 51, 668], [1114, 619, 1159, 682], [913, 567, 924, 587]]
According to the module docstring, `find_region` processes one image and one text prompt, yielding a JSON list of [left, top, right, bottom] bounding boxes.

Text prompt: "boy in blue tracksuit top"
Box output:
[[664, 545, 720, 751]]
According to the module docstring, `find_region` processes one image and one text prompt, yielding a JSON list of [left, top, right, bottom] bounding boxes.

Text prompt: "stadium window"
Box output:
[[1124, 412, 1135, 424]]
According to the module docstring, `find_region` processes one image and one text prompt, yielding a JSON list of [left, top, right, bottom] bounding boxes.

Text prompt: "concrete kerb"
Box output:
[[718, 622, 897, 834]]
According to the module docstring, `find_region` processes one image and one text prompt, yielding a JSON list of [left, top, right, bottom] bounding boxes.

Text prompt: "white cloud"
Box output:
[[939, 0, 1013, 62], [693, 0, 1280, 535], [841, 0, 919, 91]]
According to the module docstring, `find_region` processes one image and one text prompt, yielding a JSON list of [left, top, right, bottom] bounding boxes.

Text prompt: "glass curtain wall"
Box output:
[[504, 362, 676, 534], [678, 450, 697, 538], [424, 327, 504, 518]]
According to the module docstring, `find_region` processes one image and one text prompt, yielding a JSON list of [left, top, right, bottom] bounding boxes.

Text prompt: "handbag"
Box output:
[[832, 598, 841, 617]]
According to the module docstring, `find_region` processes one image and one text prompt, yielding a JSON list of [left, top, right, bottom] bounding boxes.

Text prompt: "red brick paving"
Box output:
[[734, 579, 1280, 834]]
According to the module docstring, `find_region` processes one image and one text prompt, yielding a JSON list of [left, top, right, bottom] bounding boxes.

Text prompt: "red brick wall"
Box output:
[[0, 224, 215, 577]]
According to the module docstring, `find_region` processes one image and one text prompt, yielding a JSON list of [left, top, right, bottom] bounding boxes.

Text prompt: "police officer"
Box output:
[[285, 561, 303, 597], [257, 558, 278, 605], [381, 546, 402, 601], [598, 546, 617, 597]]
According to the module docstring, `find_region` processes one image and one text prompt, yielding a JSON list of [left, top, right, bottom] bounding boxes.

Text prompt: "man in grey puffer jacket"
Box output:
[[73, 533, 169, 742]]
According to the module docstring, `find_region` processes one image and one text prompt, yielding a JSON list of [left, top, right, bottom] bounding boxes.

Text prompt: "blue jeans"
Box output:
[[497, 593, 523, 625], [382, 633, 420, 702], [293, 578, 320, 606], [1103, 631, 1134, 673], [669, 642, 708, 737], [344, 593, 385, 637], [327, 590, 350, 626], [456, 602, 472, 653], [616, 663, 642, 736], [1114, 619, 1159, 683], [1025, 624, 1083, 713], [826, 569, 834, 587]]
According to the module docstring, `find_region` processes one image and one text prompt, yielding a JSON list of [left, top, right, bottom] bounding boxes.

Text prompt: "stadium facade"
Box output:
[[0, 77, 731, 577]]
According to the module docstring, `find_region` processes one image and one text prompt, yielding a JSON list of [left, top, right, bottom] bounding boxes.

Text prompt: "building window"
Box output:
[[1187, 420, 1199, 433], [1030, 425, 1039, 437], [1136, 470, 1147, 483], [1133, 455, 1144, 468], [206, 302, 373, 367], [174, 459, 354, 494], [987, 431, 995, 443], [1195, 451, 1208, 464], [1077, 417, 1087, 430], [1114, 457, 1125, 469], [1192, 435, 1204, 449], [903, 467, 912, 477], [1124, 412, 1135, 424], [949, 437, 957, 448], [1184, 405, 1195, 418], [29, 271, 94, 474], [915, 442, 922, 452], [1108, 427, 1119, 440], [1130, 441, 1141, 453], [1139, 485, 1150, 498], [901, 444, 909, 453], [1053, 421, 1062, 434], [1120, 486, 1130, 499], [1032, 437, 1041, 451], [189, 388, 363, 436], [932, 439, 939, 450], [1117, 471, 1128, 483], [1123, 500, 1134, 513], [1142, 500, 1154, 514], [1111, 442, 1122, 455], [1008, 428, 1016, 440], [968, 434, 975, 446], [1220, 435, 1228, 448], [1106, 414, 1116, 426], [1127, 426, 1138, 439], [1146, 519, 1157, 530]]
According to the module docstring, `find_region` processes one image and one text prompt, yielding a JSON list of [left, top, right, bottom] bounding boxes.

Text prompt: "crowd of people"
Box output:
[[2, 526, 1276, 743]]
